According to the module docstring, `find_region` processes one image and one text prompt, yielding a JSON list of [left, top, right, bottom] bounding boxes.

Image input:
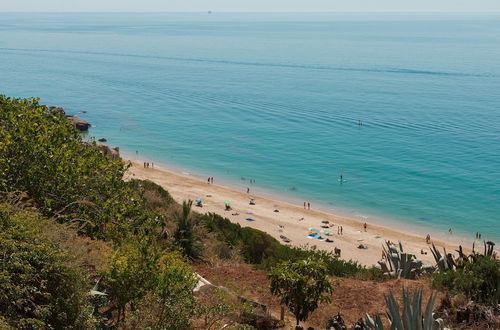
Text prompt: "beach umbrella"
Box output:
[[195, 199, 202, 202], [224, 202, 231, 205], [322, 220, 329, 224]]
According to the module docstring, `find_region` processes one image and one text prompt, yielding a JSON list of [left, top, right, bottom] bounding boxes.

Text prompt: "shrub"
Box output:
[[269, 257, 334, 326], [0, 95, 148, 239], [0, 204, 96, 329], [128, 179, 175, 212], [202, 213, 380, 279], [431, 255, 499, 304], [115, 249, 199, 329]]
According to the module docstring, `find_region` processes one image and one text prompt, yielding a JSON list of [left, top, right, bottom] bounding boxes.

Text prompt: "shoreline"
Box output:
[[124, 158, 476, 266], [120, 150, 476, 245]]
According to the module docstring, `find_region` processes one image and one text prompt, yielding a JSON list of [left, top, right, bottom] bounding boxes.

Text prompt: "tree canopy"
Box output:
[[269, 257, 334, 326]]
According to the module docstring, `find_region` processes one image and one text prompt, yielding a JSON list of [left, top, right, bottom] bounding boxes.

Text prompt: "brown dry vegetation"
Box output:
[[195, 262, 443, 329]]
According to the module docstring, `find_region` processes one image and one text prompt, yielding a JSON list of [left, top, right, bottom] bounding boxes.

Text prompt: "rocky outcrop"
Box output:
[[47, 106, 91, 131], [97, 144, 120, 159], [67, 116, 91, 131]]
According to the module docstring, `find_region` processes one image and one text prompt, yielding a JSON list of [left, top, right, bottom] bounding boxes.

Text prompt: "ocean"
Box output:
[[0, 12, 499, 240]]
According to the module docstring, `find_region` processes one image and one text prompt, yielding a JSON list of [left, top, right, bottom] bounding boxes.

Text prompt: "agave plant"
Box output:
[[365, 288, 446, 330], [378, 241, 424, 279], [429, 243, 457, 272], [430, 241, 496, 271]]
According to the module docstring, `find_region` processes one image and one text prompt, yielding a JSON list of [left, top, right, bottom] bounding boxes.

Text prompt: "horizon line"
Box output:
[[1, 10, 500, 14]]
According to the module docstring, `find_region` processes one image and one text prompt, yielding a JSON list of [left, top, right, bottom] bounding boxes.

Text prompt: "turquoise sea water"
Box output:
[[0, 13, 499, 240]]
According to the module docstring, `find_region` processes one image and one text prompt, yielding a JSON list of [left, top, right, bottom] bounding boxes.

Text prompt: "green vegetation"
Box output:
[[432, 255, 499, 304], [364, 289, 444, 330], [0, 95, 148, 240], [0, 96, 200, 328], [1, 94, 497, 329], [430, 241, 499, 304], [269, 257, 333, 326], [378, 241, 425, 279], [122, 252, 199, 329], [0, 204, 96, 329], [174, 200, 203, 260], [203, 212, 382, 279]]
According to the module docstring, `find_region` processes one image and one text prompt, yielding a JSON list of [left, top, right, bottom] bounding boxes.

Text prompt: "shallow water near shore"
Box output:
[[0, 12, 499, 240]]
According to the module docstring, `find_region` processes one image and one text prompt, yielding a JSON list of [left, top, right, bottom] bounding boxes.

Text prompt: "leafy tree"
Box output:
[[106, 236, 159, 322], [152, 252, 199, 329], [269, 257, 334, 326], [119, 251, 199, 329], [173, 200, 202, 260]]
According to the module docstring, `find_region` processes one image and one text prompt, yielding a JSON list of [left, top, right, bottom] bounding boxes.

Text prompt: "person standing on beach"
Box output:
[[341, 226, 343, 235], [151, 163, 154, 169], [426, 234, 431, 244], [211, 177, 214, 184], [304, 202, 306, 209], [307, 202, 310, 210], [208, 177, 210, 184], [364, 223, 367, 232], [448, 228, 453, 235], [247, 187, 250, 194]]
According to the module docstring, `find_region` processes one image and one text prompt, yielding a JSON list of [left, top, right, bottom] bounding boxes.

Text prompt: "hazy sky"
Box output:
[[1, 0, 500, 12]]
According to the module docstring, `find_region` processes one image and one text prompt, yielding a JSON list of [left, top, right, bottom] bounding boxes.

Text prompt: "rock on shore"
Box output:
[[48, 106, 91, 131], [97, 144, 120, 159], [67, 115, 91, 131]]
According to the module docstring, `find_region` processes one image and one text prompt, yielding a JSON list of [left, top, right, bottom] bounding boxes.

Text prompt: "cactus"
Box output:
[[379, 241, 424, 279], [364, 288, 446, 330]]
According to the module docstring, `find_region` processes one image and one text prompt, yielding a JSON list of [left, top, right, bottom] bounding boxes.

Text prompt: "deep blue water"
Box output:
[[1, 13, 499, 240]]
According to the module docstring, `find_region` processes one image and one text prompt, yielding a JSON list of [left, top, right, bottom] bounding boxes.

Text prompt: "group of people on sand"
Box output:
[[303, 202, 311, 210], [475, 232, 482, 239], [207, 177, 214, 184], [143, 162, 153, 169]]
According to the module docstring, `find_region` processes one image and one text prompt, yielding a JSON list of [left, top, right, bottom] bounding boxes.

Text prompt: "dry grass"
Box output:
[[195, 262, 444, 329]]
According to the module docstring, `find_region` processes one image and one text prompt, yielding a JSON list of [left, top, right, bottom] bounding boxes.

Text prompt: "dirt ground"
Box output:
[[195, 262, 442, 329]]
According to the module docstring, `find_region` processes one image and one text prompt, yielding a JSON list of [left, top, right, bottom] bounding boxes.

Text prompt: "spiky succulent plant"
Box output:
[[365, 288, 446, 330]]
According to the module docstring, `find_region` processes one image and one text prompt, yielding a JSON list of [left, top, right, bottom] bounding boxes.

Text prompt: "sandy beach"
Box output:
[[126, 161, 470, 266]]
